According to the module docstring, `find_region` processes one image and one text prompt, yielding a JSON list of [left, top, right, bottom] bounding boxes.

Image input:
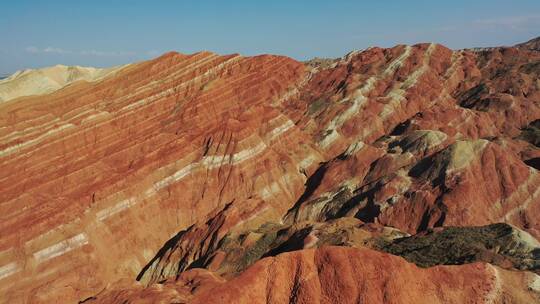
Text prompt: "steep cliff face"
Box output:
[[0, 52, 309, 303], [0, 38, 539, 303]]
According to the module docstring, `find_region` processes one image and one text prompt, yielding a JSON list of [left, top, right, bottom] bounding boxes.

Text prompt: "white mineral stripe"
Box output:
[[299, 155, 316, 169], [154, 162, 199, 191], [80, 111, 111, 124], [0, 123, 75, 158], [96, 196, 138, 221], [97, 124, 283, 221], [33, 233, 89, 263], [268, 119, 294, 141], [0, 117, 61, 142], [201, 155, 228, 169], [0, 262, 19, 280], [232, 141, 267, 164], [380, 43, 436, 119], [319, 45, 413, 148]]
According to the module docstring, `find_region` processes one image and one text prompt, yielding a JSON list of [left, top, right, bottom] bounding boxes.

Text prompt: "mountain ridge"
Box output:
[[0, 38, 539, 303], [3, 35, 538, 104], [516, 36, 540, 51], [0, 63, 129, 103]]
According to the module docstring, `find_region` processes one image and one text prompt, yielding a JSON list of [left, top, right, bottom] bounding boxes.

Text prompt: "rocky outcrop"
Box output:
[[516, 36, 540, 51], [84, 247, 540, 304], [0, 37, 539, 303], [379, 223, 540, 270], [137, 214, 408, 285]]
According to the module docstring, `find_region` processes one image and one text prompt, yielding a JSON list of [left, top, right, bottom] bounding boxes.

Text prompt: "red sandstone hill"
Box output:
[[0, 38, 539, 303]]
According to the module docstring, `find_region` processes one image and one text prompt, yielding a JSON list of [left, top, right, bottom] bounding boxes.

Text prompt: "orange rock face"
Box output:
[[0, 52, 311, 303], [85, 247, 540, 304], [0, 39, 539, 303]]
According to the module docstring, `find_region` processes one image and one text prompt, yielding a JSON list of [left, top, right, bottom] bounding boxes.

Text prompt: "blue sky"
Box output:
[[1, 0, 539, 75]]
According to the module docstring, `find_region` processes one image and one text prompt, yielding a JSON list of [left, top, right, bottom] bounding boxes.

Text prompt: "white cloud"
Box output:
[[474, 15, 540, 30], [25, 46, 135, 57], [43, 47, 72, 54], [81, 50, 136, 57]]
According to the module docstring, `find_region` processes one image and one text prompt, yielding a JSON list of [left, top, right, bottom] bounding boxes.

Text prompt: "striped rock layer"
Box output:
[[0, 42, 539, 303]]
